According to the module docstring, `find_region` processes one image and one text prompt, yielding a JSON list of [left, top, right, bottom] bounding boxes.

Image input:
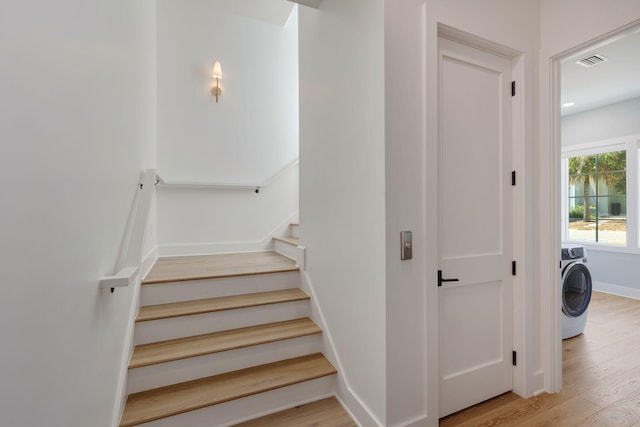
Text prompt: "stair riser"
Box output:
[[140, 271, 300, 306], [273, 240, 299, 263], [127, 335, 322, 394], [132, 376, 336, 427], [134, 300, 311, 345]]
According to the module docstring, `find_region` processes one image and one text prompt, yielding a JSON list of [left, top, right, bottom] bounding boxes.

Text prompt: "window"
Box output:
[[562, 135, 640, 249], [567, 150, 626, 244]]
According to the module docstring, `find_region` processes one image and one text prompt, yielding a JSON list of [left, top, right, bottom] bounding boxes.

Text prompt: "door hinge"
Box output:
[[512, 170, 516, 186], [511, 81, 516, 97], [512, 261, 517, 276], [512, 350, 517, 366]]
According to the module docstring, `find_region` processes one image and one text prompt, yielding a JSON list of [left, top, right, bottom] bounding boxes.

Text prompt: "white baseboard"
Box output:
[[336, 372, 381, 427], [593, 281, 640, 300], [301, 271, 382, 427], [158, 241, 273, 257], [158, 213, 299, 257], [111, 276, 142, 427], [399, 415, 430, 427], [274, 239, 306, 269], [111, 247, 157, 427], [531, 369, 545, 396], [140, 246, 158, 279]]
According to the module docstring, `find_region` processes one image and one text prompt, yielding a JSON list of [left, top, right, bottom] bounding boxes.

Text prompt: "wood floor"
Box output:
[[129, 318, 322, 369], [233, 397, 357, 427], [120, 353, 336, 427], [143, 251, 299, 284], [119, 251, 349, 426], [136, 288, 310, 322], [440, 291, 640, 427]]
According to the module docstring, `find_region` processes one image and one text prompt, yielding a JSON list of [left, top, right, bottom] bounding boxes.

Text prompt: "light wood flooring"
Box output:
[[143, 251, 299, 284], [136, 288, 310, 322], [119, 251, 349, 427], [120, 353, 336, 427], [440, 291, 640, 426], [233, 397, 357, 427], [129, 318, 322, 369]]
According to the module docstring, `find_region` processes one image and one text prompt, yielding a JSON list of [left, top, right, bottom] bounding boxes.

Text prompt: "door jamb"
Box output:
[[543, 53, 563, 393]]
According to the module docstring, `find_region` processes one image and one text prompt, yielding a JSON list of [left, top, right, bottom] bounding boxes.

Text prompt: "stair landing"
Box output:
[[144, 251, 299, 284]]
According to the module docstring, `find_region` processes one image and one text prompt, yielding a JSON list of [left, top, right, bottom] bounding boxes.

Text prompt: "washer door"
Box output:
[[562, 262, 592, 317]]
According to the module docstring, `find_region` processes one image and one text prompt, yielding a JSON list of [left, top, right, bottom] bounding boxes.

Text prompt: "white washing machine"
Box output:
[[561, 244, 592, 339]]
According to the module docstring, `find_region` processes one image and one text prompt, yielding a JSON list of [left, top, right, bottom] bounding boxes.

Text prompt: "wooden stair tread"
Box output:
[[143, 251, 299, 284], [274, 236, 300, 245], [233, 397, 356, 427], [119, 353, 337, 427], [130, 318, 321, 369], [137, 288, 310, 322]]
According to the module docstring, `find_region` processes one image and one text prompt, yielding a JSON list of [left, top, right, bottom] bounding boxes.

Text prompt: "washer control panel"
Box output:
[[561, 245, 586, 261]]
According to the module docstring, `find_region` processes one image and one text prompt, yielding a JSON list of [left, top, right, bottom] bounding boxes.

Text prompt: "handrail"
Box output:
[[100, 169, 157, 292], [156, 158, 298, 194]]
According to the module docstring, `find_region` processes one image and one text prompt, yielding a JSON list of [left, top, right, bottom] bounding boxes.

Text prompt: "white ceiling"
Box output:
[[561, 27, 640, 116]]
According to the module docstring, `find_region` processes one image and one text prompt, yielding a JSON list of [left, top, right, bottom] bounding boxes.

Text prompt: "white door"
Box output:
[[438, 36, 513, 418]]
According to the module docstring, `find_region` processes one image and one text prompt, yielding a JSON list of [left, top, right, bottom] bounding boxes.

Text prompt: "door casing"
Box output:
[[544, 19, 640, 395], [427, 24, 534, 420]]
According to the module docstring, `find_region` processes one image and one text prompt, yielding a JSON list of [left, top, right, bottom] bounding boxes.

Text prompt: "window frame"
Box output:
[[561, 134, 640, 253]]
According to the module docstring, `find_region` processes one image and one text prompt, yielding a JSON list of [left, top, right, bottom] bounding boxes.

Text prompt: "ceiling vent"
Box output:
[[575, 54, 608, 68]]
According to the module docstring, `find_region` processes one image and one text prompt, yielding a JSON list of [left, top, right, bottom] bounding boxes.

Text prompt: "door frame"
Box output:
[[544, 19, 640, 395], [427, 23, 535, 420]]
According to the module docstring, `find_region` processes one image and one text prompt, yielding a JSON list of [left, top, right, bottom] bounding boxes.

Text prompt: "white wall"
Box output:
[[0, 0, 157, 426], [427, 0, 540, 50], [156, 0, 298, 183], [300, 2, 541, 424], [155, 0, 299, 253], [561, 97, 640, 295], [585, 250, 640, 297], [539, 0, 640, 392], [562, 97, 640, 147], [384, 1, 429, 426], [298, 1, 387, 424], [156, 169, 298, 255], [540, 1, 640, 57]]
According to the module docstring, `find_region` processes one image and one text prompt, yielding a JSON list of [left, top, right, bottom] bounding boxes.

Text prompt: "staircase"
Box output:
[[119, 225, 355, 426], [273, 223, 303, 268]]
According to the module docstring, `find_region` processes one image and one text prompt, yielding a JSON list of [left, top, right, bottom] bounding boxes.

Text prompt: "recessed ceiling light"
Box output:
[[563, 102, 575, 108]]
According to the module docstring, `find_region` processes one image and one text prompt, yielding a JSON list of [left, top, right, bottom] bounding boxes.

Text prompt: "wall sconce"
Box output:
[[211, 61, 222, 102]]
